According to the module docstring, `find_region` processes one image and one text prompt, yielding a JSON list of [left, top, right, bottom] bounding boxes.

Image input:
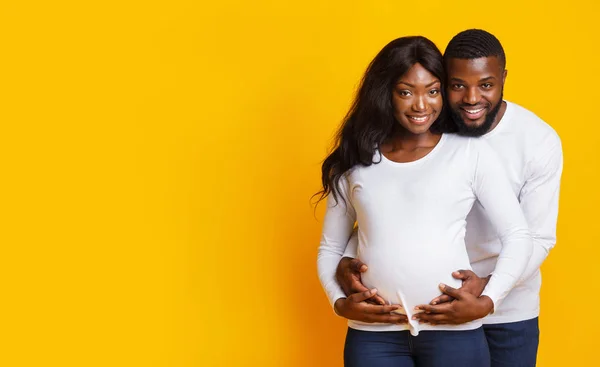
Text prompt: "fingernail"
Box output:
[[414, 306, 421, 311], [432, 301, 437, 305], [412, 316, 417, 320], [439, 283, 445, 290], [370, 288, 377, 295]]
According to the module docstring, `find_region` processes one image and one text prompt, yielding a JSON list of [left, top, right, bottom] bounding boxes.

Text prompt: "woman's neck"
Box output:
[[383, 129, 441, 153]]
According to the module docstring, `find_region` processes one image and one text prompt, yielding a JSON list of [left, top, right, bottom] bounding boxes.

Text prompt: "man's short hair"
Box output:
[[444, 29, 506, 69]]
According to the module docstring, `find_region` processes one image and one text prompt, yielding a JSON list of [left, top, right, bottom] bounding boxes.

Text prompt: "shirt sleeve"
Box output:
[[317, 176, 357, 310], [471, 140, 534, 310], [342, 228, 359, 258], [516, 139, 563, 284]]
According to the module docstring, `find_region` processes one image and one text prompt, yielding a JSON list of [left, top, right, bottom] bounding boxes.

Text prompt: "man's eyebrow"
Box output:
[[449, 76, 496, 82]]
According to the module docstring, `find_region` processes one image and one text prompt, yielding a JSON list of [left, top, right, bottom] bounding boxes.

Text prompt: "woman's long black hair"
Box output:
[[316, 36, 455, 205]]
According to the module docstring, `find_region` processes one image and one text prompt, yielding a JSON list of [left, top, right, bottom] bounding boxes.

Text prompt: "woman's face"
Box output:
[[392, 63, 442, 135]]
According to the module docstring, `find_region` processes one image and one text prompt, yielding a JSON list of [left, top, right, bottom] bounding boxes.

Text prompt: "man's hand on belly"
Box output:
[[334, 289, 408, 324], [336, 256, 386, 305], [429, 270, 491, 305], [412, 284, 494, 325]]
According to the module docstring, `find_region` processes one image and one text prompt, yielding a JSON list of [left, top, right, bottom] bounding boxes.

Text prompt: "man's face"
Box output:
[[446, 56, 507, 136]]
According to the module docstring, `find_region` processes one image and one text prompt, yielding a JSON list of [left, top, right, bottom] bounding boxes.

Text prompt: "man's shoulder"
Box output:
[[443, 133, 483, 146], [506, 101, 561, 149], [444, 134, 497, 162]]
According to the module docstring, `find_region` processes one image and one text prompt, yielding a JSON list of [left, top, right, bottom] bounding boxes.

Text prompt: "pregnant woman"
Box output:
[[316, 36, 532, 367]]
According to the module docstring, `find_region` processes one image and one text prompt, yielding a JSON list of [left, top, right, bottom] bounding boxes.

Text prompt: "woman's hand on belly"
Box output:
[[334, 289, 408, 324]]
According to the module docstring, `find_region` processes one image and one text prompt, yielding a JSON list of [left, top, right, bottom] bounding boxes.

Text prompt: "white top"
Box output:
[[465, 101, 563, 323], [336, 101, 563, 325], [317, 133, 533, 336]]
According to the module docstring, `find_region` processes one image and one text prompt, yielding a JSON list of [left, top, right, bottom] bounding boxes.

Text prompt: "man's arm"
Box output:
[[515, 139, 563, 283], [415, 139, 534, 324], [468, 140, 533, 310], [416, 136, 563, 325]]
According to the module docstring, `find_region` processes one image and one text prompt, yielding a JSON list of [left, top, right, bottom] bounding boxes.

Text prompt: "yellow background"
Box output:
[[2, 0, 599, 366]]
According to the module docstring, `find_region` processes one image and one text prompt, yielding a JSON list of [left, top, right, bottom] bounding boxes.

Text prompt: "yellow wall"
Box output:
[[2, 0, 599, 366]]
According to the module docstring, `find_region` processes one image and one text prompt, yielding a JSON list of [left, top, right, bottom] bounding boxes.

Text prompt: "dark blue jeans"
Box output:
[[483, 317, 539, 367], [344, 327, 491, 367]]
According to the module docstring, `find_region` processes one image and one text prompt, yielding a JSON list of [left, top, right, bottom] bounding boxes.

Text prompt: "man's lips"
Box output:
[[460, 106, 487, 120]]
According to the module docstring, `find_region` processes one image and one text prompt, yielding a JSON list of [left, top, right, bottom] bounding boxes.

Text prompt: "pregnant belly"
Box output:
[[359, 247, 469, 316]]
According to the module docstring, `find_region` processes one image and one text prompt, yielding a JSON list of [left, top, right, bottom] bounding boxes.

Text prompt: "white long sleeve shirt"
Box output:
[[334, 101, 563, 325], [465, 101, 563, 323], [317, 133, 533, 335]]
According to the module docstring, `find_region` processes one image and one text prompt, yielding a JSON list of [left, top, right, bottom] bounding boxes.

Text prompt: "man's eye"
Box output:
[[482, 83, 492, 89], [452, 84, 464, 90]]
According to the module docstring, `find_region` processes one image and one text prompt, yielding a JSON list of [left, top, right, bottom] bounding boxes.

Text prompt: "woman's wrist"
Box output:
[[334, 297, 347, 316]]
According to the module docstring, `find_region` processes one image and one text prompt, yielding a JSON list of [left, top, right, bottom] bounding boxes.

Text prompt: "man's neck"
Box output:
[[486, 100, 507, 134]]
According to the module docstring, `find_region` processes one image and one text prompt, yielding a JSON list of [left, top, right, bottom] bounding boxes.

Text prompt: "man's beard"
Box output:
[[450, 94, 503, 137]]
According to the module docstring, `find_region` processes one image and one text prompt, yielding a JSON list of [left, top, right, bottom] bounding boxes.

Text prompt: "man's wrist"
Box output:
[[477, 295, 494, 317], [336, 257, 353, 277], [340, 256, 355, 264], [484, 274, 492, 285]]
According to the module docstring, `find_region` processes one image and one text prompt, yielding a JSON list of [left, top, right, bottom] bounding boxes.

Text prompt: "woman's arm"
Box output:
[[316, 176, 406, 323], [317, 176, 357, 309]]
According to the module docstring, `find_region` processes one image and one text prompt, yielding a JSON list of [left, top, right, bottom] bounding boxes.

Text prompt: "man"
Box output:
[[328, 29, 563, 366]]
